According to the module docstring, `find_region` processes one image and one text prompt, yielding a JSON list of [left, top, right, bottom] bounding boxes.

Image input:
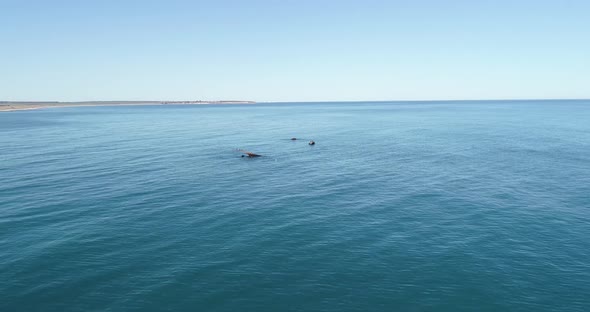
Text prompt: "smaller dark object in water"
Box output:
[[309, 140, 315, 145], [291, 138, 297, 140]]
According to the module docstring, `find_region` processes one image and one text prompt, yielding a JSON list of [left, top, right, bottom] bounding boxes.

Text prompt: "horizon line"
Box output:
[[2, 98, 590, 104]]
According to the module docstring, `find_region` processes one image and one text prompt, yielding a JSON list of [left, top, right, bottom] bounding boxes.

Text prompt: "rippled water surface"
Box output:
[[1, 101, 589, 311]]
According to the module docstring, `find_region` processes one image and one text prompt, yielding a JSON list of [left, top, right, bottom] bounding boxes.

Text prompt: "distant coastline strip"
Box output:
[[0, 101, 257, 112]]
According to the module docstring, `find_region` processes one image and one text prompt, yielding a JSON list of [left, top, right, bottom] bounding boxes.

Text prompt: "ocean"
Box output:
[[1, 100, 589, 311]]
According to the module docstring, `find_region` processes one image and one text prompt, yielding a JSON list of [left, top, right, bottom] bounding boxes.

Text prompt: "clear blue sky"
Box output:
[[1, 0, 589, 102]]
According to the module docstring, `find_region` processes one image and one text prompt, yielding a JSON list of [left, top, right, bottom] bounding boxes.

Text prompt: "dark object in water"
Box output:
[[238, 149, 261, 157], [309, 140, 315, 145], [291, 138, 297, 140]]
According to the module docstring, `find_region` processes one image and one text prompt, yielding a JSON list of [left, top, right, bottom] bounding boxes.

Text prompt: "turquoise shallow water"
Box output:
[[1, 100, 590, 311]]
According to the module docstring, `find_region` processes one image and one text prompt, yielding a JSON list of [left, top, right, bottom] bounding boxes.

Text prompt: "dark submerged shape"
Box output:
[[237, 149, 261, 157]]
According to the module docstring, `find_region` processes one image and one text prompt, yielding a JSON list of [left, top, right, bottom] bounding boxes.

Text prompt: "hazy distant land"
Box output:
[[0, 100, 256, 112]]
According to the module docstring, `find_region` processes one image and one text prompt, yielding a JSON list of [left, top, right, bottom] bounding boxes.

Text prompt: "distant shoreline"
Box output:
[[2, 98, 588, 112], [0, 101, 257, 112]]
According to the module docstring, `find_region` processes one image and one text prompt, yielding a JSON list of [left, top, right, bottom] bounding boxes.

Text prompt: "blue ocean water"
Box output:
[[1, 100, 589, 311]]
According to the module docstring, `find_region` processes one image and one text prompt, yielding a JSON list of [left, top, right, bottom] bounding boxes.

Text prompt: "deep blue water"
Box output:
[[1, 100, 590, 311]]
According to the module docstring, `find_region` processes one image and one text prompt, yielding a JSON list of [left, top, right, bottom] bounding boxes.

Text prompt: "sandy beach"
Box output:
[[0, 101, 256, 112]]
